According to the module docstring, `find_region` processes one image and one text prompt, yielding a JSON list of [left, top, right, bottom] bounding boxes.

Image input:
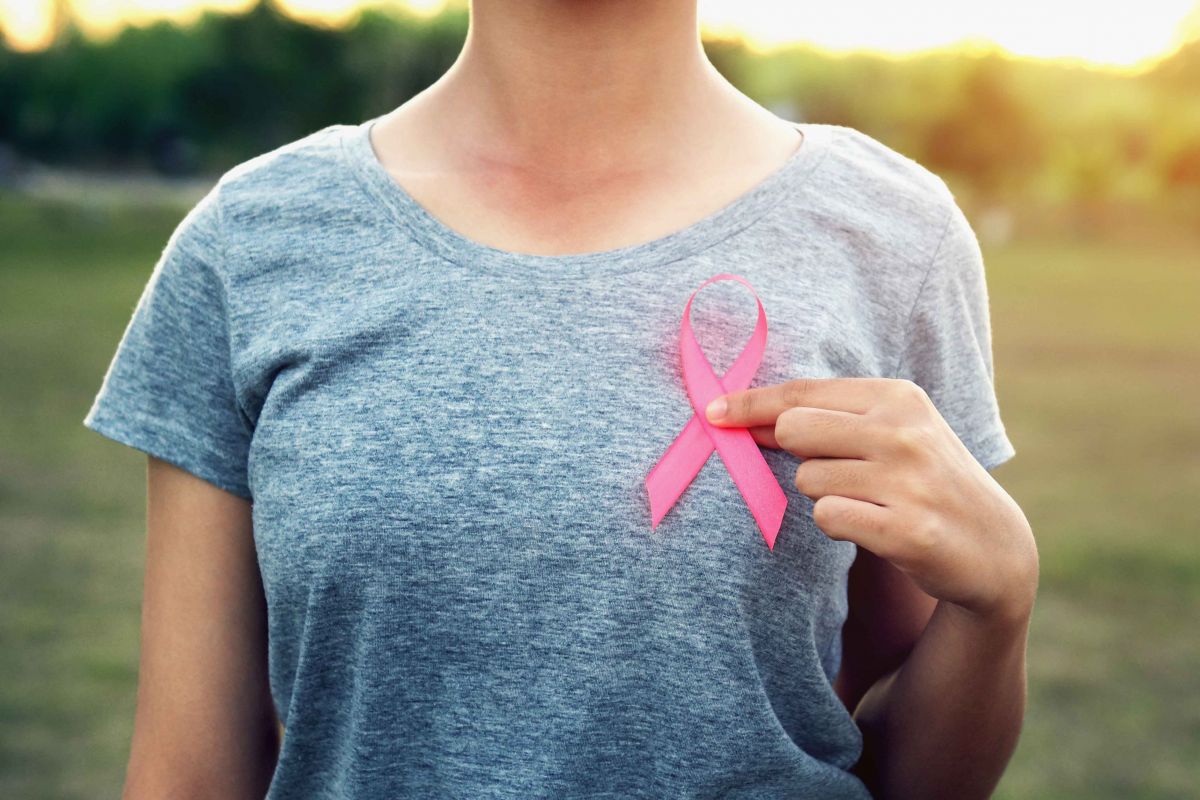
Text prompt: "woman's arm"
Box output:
[[122, 456, 279, 800], [707, 376, 1037, 800], [834, 548, 937, 714], [836, 545, 1030, 799]]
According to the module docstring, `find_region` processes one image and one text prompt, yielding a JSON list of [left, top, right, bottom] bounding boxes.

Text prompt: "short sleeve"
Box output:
[[82, 181, 253, 499], [893, 200, 1017, 471]]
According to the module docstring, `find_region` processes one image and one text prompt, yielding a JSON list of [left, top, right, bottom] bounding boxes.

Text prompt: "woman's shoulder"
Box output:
[[788, 121, 965, 286], [806, 122, 956, 214], [789, 122, 960, 265], [203, 121, 379, 273], [218, 121, 351, 195]]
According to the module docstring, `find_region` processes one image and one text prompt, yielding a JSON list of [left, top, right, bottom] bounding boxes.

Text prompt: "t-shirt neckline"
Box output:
[[338, 112, 835, 280]]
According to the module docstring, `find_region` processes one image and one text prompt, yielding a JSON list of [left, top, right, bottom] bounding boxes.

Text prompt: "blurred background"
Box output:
[[1, 0, 1198, 797]]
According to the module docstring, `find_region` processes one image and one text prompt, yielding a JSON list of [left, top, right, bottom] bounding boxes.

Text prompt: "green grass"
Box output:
[[985, 231, 1200, 799], [2, 189, 1198, 798]]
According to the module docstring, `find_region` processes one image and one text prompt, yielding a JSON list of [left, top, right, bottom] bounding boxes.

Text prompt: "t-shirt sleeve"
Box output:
[[81, 181, 253, 499], [893, 199, 1017, 471]]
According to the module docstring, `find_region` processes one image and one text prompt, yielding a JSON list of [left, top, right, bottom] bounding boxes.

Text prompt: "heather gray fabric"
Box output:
[[82, 112, 1015, 799]]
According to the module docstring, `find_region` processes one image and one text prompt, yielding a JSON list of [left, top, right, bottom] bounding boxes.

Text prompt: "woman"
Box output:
[[83, 1, 1038, 798]]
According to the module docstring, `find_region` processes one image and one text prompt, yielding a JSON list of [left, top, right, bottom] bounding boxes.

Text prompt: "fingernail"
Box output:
[[706, 397, 727, 421]]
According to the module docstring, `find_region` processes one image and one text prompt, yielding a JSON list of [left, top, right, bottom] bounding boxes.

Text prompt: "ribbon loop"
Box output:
[[645, 273, 788, 550]]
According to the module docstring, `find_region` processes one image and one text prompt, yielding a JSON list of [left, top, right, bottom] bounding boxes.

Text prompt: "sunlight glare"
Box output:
[[1, 0, 1196, 69], [699, 0, 1199, 69]]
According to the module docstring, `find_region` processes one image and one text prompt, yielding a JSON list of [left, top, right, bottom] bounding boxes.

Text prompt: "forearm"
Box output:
[[850, 598, 1031, 800]]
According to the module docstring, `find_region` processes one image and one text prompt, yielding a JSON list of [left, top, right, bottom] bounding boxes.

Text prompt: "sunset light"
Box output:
[[2, 0, 1198, 71]]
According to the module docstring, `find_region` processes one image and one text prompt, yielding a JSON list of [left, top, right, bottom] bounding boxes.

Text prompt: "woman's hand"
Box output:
[[706, 377, 1038, 626]]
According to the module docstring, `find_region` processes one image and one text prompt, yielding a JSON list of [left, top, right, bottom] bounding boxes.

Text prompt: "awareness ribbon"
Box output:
[[646, 273, 788, 550]]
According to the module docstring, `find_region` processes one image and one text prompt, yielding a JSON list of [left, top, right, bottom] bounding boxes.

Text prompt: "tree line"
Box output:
[[2, 0, 1198, 217]]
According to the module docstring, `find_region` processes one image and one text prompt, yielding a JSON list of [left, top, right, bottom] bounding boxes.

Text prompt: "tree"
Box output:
[[922, 53, 1043, 198]]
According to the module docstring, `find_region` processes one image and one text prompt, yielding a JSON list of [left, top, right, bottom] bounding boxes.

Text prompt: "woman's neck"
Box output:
[[413, 0, 760, 176]]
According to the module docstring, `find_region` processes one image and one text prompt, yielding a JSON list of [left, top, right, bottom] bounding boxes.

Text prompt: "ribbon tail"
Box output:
[[707, 424, 788, 550], [646, 415, 714, 528]]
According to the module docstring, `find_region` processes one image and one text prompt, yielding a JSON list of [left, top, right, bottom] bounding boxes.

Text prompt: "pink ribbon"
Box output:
[[646, 273, 788, 550]]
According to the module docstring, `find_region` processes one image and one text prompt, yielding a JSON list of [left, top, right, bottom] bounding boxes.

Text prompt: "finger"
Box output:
[[793, 457, 887, 506], [774, 406, 888, 460], [748, 425, 779, 449], [706, 377, 890, 428], [811, 494, 894, 556]]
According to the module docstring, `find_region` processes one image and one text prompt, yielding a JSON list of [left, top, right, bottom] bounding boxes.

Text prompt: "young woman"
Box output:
[[83, 1, 1037, 798]]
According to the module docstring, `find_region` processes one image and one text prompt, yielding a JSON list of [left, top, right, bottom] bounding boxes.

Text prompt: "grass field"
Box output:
[[1, 188, 1197, 798]]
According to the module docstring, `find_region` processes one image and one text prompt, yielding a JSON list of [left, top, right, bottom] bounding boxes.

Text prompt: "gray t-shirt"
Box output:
[[83, 113, 1015, 798]]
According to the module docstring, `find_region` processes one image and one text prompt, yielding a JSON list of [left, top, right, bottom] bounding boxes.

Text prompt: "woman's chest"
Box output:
[[236, 266, 880, 610]]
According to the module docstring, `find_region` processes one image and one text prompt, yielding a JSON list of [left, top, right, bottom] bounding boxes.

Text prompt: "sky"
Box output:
[[2, 0, 1199, 72]]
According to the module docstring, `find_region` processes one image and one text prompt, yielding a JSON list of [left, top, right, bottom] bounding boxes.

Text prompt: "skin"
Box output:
[[123, 458, 275, 799], [125, 1, 1036, 797], [365, 0, 803, 257], [706, 378, 1039, 798]]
